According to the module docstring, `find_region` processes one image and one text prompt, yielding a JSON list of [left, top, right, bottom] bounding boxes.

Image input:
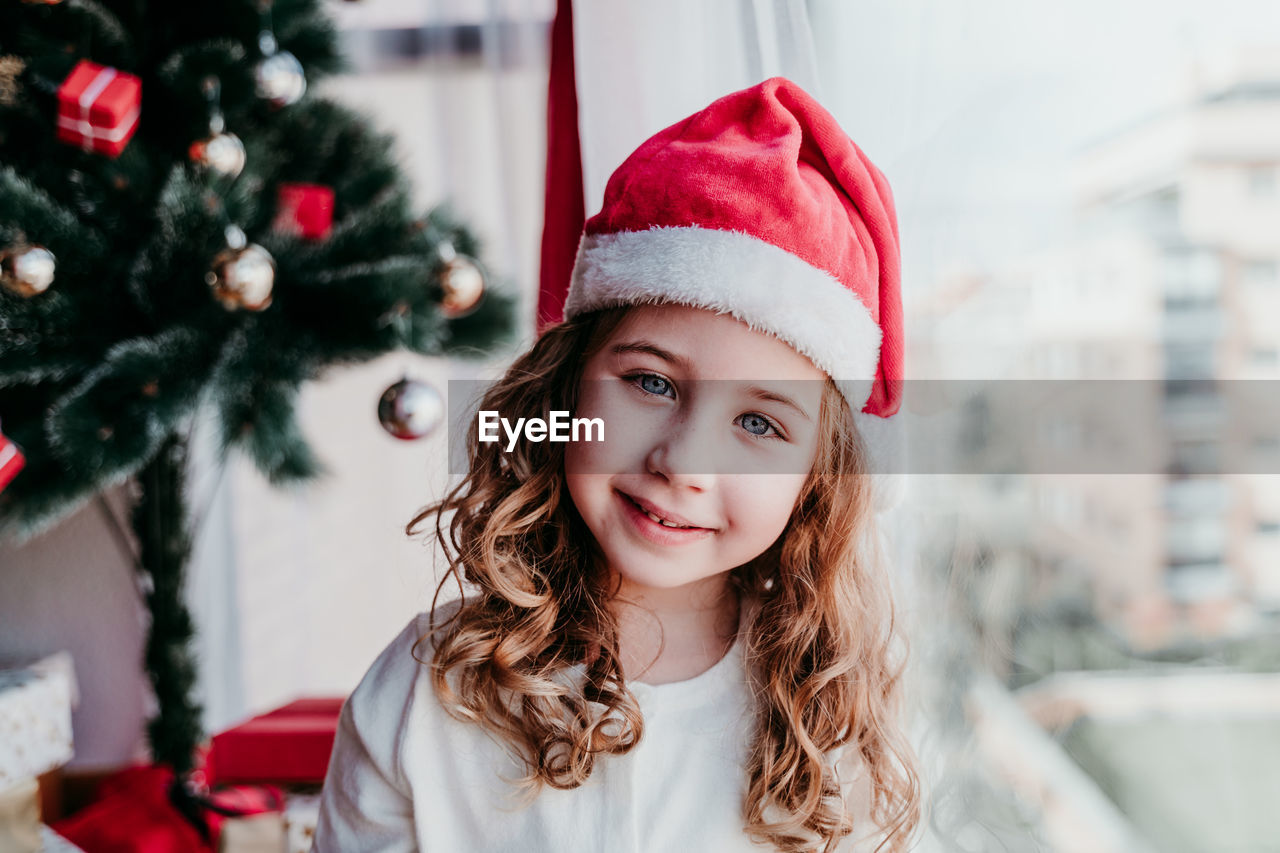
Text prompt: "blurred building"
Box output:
[[906, 46, 1280, 853], [911, 46, 1280, 655], [1071, 45, 1280, 645]]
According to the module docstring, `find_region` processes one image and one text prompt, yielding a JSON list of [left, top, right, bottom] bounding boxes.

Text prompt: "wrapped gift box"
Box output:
[[206, 699, 343, 787], [0, 651, 78, 789], [56, 59, 142, 158], [215, 789, 317, 853], [41, 824, 88, 852], [282, 790, 319, 853], [273, 184, 335, 241], [51, 764, 217, 853], [216, 811, 284, 853], [0, 425, 24, 494], [0, 777, 41, 853]]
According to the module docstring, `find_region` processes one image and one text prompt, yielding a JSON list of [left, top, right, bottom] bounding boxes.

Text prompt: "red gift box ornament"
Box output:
[[206, 697, 344, 786], [56, 59, 142, 158], [274, 183, 334, 241], [0, 421, 24, 495]]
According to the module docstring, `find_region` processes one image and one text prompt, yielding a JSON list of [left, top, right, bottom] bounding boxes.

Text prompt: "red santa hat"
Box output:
[[562, 77, 904, 497]]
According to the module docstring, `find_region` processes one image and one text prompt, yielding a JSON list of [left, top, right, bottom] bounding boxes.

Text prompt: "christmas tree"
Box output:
[[0, 0, 515, 785]]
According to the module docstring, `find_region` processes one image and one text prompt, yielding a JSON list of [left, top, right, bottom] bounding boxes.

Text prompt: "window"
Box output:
[[1250, 347, 1279, 368], [1166, 516, 1225, 563], [1165, 562, 1233, 602], [1162, 249, 1220, 301], [1247, 165, 1277, 199], [1164, 343, 1216, 378], [1243, 259, 1278, 287]]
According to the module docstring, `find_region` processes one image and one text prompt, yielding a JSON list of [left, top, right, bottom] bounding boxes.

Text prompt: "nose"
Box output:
[[644, 409, 717, 491]]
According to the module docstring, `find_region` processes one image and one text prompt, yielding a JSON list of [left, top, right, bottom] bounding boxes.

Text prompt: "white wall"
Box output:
[[0, 488, 150, 770]]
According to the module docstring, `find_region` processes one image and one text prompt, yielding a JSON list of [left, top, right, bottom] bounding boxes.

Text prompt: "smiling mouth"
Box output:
[[618, 491, 709, 530]]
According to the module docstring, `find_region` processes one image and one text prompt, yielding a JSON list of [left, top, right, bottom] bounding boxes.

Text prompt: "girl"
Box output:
[[313, 77, 920, 853]]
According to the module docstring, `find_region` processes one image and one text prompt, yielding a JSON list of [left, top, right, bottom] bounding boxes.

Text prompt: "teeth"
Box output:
[[640, 506, 695, 529]]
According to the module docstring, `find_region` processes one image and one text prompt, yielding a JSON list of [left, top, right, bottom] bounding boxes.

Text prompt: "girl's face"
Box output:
[[564, 304, 827, 596]]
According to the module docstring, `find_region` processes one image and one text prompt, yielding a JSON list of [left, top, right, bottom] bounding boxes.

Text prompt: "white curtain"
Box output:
[[572, 0, 821, 212]]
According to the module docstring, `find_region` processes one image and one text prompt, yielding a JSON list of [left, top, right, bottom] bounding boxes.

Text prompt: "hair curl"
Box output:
[[408, 306, 921, 852]]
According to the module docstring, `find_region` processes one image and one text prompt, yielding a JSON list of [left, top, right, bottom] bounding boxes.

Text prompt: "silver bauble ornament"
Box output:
[[255, 51, 306, 108], [0, 245, 55, 297], [377, 378, 444, 440], [189, 131, 246, 179], [438, 255, 486, 319], [206, 241, 275, 311]]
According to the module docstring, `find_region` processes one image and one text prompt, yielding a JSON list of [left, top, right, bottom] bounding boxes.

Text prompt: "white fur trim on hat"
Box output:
[[564, 226, 882, 408]]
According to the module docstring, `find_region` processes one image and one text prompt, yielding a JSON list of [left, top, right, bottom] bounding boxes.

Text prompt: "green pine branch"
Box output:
[[0, 0, 519, 788]]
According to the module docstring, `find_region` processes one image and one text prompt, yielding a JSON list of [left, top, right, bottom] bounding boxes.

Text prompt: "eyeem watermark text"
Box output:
[[478, 410, 604, 452]]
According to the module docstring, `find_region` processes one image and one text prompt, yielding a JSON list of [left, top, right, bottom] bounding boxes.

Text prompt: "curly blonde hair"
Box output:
[[408, 306, 921, 852]]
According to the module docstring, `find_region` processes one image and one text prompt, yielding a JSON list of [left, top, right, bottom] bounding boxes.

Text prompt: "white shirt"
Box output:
[[312, 601, 882, 852]]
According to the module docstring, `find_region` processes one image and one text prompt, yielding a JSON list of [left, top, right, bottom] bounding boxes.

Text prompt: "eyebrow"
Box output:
[[745, 386, 813, 423], [609, 341, 814, 423], [610, 341, 694, 371]]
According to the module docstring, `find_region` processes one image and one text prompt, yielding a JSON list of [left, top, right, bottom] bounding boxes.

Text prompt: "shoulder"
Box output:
[[348, 597, 460, 704], [339, 598, 464, 780]]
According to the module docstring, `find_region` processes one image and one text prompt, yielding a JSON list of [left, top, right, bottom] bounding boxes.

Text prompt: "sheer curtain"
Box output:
[[538, 0, 823, 326], [572, 0, 821, 209]]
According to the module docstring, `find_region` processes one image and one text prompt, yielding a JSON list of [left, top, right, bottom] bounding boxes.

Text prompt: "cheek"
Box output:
[[563, 470, 591, 520], [723, 475, 808, 543], [564, 470, 614, 542], [566, 381, 665, 475]]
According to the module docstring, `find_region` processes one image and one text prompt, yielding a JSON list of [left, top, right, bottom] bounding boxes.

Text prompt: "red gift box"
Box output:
[[51, 765, 218, 853], [0, 424, 24, 495], [56, 60, 142, 159], [274, 183, 335, 240], [205, 698, 344, 786]]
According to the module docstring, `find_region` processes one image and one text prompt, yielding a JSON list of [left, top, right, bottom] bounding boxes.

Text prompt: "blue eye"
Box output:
[[627, 372, 674, 398], [738, 412, 785, 441], [624, 373, 786, 441]]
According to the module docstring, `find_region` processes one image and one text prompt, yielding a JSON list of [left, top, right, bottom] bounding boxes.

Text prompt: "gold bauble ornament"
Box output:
[[189, 131, 246, 179], [0, 245, 56, 297], [437, 253, 486, 319], [206, 229, 275, 311], [0, 56, 25, 107]]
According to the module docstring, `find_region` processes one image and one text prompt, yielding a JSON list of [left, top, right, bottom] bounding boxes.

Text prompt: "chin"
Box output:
[[608, 558, 723, 592]]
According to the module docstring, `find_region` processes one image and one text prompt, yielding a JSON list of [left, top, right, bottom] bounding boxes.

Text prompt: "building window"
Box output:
[[1168, 438, 1220, 476], [1165, 562, 1233, 603], [1244, 259, 1278, 287], [1161, 249, 1219, 303], [1167, 516, 1226, 563], [1250, 347, 1279, 368], [1164, 342, 1215, 377], [1247, 165, 1277, 199]]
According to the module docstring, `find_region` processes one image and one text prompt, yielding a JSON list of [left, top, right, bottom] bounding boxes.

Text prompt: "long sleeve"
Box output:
[[312, 616, 426, 853]]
